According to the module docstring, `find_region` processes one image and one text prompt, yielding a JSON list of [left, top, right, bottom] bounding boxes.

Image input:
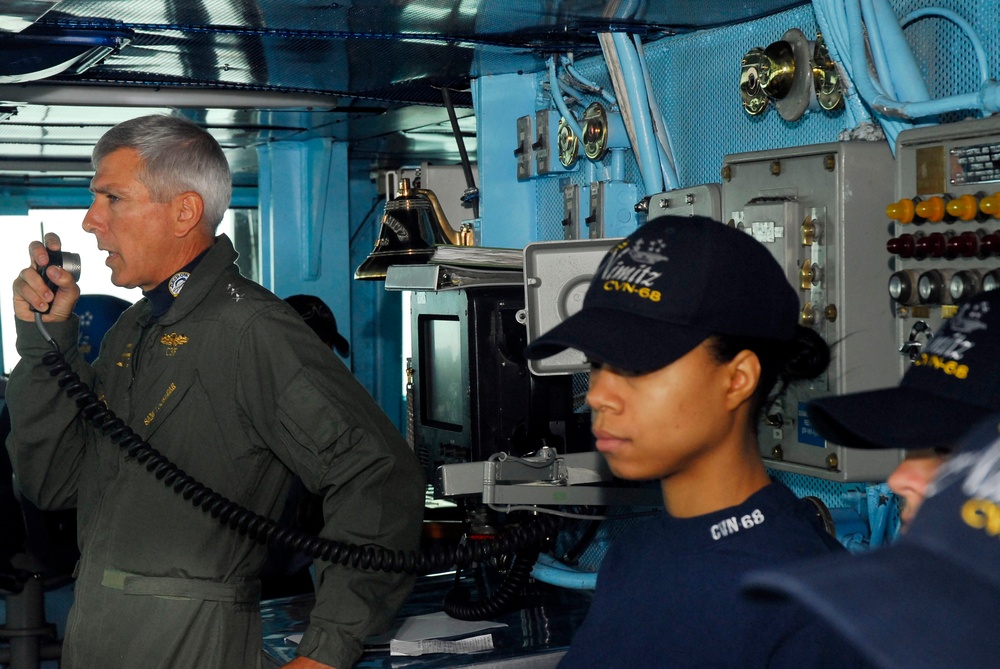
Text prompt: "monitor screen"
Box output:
[[420, 316, 464, 429]]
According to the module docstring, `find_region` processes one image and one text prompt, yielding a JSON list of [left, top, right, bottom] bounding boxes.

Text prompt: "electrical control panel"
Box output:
[[586, 180, 637, 238], [561, 180, 589, 240], [536, 110, 577, 176], [515, 114, 534, 181], [890, 116, 1000, 353], [721, 141, 902, 481]]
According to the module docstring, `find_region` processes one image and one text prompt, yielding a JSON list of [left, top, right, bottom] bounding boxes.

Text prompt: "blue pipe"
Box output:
[[866, 484, 892, 550], [547, 56, 583, 141], [867, 0, 932, 102], [844, 0, 1000, 121], [811, 0, 873, 131], [828, 507, 869, 554], [859, 0, 897, 99], [556, 76, 587, 106], [813, 0, 849, 64], [901, 90, 1000, 119], [610, 31, 664, 196], [633, 34, 679, 190], [609, 148, 626, 183], [610, 0, 643, 20], [562, 56, 617, 106], [902, 7, 991, 85], [813, 0, 907, 146], [655, 140, 676, 191], [532, 553, 598, 590]]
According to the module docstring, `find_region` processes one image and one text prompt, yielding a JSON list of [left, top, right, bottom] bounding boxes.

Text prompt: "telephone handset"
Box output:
[[36, 250, 82, 295], [33, 255, 555, 618], [30, 249, 82, 321]]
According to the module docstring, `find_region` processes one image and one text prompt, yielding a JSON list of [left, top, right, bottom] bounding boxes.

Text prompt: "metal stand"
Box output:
[[0, 572, 62, 669]]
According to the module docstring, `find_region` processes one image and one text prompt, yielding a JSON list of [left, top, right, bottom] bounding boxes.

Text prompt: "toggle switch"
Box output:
[[801, 217, 820, 246], [799, 302, 819, 326], [799, 259, 822, 289]]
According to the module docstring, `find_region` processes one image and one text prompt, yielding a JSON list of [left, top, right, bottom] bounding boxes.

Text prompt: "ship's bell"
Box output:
[[354, 178, 468, 280]]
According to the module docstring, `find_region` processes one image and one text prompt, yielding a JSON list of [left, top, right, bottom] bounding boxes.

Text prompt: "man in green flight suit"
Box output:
[[7, 114, 425, 669]]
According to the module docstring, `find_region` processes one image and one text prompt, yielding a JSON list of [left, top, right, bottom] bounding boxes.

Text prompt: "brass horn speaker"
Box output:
[[355, 178, 467, 280]]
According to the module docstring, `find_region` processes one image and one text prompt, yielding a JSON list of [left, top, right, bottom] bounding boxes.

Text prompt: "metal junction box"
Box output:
[[721, 141, 901, 481]]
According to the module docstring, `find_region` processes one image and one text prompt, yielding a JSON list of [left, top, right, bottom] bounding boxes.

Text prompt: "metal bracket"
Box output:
[[437, 449, 662, 507]]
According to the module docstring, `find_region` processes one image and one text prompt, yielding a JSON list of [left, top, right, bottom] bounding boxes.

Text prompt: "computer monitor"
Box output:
[[410, 285, 584, 488]]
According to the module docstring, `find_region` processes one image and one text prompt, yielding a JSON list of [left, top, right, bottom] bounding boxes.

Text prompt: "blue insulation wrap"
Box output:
[[532, 553, 598, 590]]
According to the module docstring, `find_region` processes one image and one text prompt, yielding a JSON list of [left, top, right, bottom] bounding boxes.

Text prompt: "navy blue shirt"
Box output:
[[558, 481, 874, 668]]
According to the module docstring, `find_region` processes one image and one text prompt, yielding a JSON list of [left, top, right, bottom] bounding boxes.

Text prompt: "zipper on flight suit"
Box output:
[[127, 322, 155, 418]]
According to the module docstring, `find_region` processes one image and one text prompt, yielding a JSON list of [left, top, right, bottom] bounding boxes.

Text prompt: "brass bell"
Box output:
[[354, 178, 467, 280]]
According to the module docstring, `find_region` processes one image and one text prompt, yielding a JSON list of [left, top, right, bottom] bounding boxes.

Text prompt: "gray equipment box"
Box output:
[[722, 141, 902, 481], [523, 238, 618, 376]]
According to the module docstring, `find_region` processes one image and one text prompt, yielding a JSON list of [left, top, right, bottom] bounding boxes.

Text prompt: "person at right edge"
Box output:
[[525, 215, 875, 668]]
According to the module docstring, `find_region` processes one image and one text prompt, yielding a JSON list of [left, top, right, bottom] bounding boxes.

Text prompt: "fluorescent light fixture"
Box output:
[[0, 0, 63, 34]]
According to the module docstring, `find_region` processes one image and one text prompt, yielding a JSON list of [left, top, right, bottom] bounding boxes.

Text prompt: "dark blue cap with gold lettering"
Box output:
[[808, 289, 1000, 451], [524, 215, 799, 374]]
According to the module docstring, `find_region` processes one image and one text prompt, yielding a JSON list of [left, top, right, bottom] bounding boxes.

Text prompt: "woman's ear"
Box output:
[[724, 349, 761, 411]]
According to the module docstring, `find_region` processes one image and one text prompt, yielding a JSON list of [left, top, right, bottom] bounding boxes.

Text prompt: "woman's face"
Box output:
[[585, 341, 742, 482]]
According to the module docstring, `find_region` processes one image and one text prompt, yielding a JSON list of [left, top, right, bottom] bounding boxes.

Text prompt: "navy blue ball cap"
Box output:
[[743, 414, 1000, 669], [525, 215, 799, 373], [284, 294, 351, 358], [808, 289, 1000, 451]]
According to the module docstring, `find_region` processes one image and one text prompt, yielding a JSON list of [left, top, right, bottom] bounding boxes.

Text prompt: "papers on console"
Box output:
[[284, 610, 507, 657]]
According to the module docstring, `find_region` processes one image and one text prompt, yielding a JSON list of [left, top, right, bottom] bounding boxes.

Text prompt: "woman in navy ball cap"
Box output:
[[526, 215, 874, 668]]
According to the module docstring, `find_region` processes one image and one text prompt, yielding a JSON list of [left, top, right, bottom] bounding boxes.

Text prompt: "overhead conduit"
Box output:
[[814, 0, 1000, 153]]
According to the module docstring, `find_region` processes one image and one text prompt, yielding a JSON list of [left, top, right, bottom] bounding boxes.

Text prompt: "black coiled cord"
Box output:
[[442, 547, 541, 621], [41, 347, 560, 576]]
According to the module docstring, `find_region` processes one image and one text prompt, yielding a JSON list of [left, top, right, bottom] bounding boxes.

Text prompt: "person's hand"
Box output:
[[281, 657, 335, 669], [12, 233, 80, 322]]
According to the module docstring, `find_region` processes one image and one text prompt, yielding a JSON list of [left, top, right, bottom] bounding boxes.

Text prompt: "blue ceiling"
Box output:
[[0, 0, 808, 177]]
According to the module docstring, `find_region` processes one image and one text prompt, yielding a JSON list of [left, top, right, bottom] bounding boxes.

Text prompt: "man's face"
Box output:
[[82, 147, 179, 291], [887, 448, 950, 529]]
